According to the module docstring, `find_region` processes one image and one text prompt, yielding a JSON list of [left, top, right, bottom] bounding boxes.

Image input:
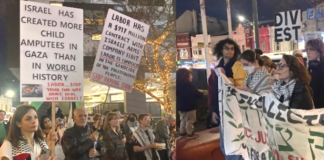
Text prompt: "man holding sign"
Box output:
[[62, 108, 106, 160]]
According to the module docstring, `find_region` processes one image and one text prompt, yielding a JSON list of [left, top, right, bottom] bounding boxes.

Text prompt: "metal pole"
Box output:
[[226, 0, 233, 38], [199, 0, 211, 80], [252, 0, 259, 49]]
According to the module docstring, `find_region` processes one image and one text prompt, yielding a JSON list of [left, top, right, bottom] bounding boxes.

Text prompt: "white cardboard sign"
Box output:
[[20, 1, 84, 101], [91, 9, 149, 93], [274, 10, 301, 42]]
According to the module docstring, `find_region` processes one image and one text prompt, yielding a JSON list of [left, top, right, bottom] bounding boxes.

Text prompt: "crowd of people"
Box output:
[[176, 38, 324, 159], [0, 103, 176, 160]]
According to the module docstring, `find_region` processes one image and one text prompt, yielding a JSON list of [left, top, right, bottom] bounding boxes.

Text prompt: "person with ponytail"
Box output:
[[238, 50, 274, 95]]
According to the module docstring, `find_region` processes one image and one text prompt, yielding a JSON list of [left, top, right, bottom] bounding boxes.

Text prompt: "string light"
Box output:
[[133, 30, 175, 114]]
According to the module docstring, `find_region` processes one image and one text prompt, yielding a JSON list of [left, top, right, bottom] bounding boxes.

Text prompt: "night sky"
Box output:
[[176, 0, 314, 26]]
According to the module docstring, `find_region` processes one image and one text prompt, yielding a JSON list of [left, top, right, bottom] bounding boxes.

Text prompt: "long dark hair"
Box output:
[[282, 55, 311, 84], [39, 115, 51, 130], [240, 50, 264, 66], [6, 105, 45, 147], [176, 68, 192, 84], [213, 38, 241, 60]]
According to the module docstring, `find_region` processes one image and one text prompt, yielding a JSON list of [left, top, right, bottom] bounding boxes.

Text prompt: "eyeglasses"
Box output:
[[277, 63, 288, 70], [223, 47, 235, 51]]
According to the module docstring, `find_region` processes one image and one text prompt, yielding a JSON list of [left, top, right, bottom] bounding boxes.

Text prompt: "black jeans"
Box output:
[[126, 142, 135, 160]]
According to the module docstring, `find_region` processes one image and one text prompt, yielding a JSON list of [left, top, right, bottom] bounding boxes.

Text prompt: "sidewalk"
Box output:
[[176, 127, 225, 160]]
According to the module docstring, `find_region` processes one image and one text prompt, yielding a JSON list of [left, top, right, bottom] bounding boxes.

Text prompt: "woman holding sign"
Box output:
[[238, 50, 274, 95], [0, 105, 57, 160], [272, 55, 314, 110]]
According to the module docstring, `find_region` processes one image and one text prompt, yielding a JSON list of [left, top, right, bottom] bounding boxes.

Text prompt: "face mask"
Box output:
[[243, 65, 255, 75], [129, 117, 136, 122]]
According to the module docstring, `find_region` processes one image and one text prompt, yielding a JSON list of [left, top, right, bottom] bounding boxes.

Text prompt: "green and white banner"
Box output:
[[216, 69, 324, 160]]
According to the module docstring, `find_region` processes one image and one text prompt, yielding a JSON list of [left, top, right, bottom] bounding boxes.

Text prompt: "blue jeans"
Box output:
[[219, 123, 245, 160]]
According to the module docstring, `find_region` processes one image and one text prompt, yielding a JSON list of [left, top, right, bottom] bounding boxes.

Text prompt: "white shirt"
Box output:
[[0, 140, 42, 160]]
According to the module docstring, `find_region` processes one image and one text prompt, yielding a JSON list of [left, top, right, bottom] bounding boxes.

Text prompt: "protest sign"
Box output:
[[274, 10, 301, 42], [91, 9, 150, 92], [217, 69, 324, 160], [20, 1, 84, 102], [304, 31, 322, 42]]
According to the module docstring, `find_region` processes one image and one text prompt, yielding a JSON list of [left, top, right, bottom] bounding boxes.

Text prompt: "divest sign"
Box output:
[[274, 10, 301, 42], [91, 9, 149, 93], [20, 1, 84, 102]]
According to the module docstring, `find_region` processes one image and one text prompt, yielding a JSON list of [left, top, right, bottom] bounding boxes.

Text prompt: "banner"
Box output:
[[20, 1, 84, 102], [91, 9, 149, 93], [217, 69, 324, 160]]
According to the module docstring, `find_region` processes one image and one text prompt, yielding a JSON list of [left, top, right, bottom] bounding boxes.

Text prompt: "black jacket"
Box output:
[[176, 82, 204, 112], [308, 61, 324, 108], [62, 124, 106, 160], [47, 107, 64, 119], [288, 81, 314, 110]]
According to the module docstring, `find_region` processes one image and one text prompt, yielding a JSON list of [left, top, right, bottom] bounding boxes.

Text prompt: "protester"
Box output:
[[0, 110, 8, 147], [306, 39, 324, 108], [176, 68, 204, 138], [47, 102, 64, 119], [40, 116, 65, 160], [293, 49, 305, 66], [124, 113, 138, 160], [120, 114, 128, 135], [101, 112, 128, 160], [208, 38, 246, 160], [154, 114, 176, 160], [62, 108, 106, 160], [92, 114, 104, 138], [254, 48, 263, 55], [260, 56, 276, 75], [148, 114, 156, 130], [272, 55, 314, 109], [0, 105, 57, 160], [132, 114, 160, 160], [238, 50, 274, 95]]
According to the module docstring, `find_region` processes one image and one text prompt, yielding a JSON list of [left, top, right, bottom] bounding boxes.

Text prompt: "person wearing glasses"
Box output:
[[238, 50, 274, 95], [306, 39, 324, 108], [272, 55, 314, 110], [208, 38, 247, 160]]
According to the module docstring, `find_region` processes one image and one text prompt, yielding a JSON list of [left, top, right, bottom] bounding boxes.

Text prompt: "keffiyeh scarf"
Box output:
[[133, 128, 160, 160], [272, 79, 296, 104], [127, 120, 139, 133], [12, 137, 48, 159], [243, 67, 267, 89]]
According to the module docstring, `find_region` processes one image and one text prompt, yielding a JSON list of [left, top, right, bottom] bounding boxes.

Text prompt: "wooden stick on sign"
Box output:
[[51, 102, 56, 157]]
